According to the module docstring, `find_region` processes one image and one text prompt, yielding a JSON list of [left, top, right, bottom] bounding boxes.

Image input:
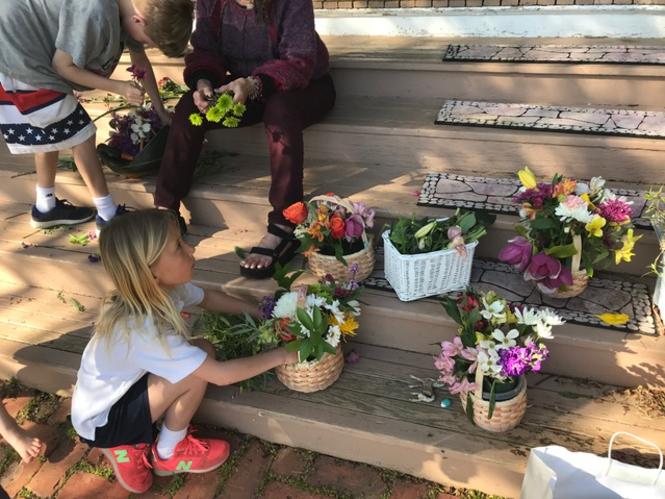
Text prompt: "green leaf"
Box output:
[[333, 243, 348, 266], [465, 393, 474, 424], [296, 308, 314, 332], [285, 340, 301, 352], [234, 246, 247, 259], [487, 379, 497, 420], [545, 243, 578, 259], [299, 342, 312, 362], [441, 296, 462, 325], [457, 212, 476, 233], [531, 216, 557, 230]]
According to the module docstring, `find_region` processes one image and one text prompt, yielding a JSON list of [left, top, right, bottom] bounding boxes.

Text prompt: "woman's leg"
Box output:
[[241, 74, 336, 270]]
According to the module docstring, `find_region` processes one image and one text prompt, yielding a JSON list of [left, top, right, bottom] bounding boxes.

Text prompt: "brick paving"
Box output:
[[0, 384, 504, 498]]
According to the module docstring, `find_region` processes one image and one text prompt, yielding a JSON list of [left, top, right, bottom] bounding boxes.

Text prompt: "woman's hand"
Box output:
[[193, 79, 214, 113], [216, 77, 253, 104], [118, 81, 145, 105]]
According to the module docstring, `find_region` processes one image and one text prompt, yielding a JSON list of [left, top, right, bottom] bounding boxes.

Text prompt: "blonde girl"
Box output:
[[71, 209, 296, 494]]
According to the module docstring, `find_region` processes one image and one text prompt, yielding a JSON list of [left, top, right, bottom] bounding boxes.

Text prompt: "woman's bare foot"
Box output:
[[240, 224, 293, 270], [4, 424, 43, 463]]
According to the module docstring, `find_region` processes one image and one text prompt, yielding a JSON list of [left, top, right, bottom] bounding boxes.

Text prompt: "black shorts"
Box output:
[[80, 374, 155, 448]]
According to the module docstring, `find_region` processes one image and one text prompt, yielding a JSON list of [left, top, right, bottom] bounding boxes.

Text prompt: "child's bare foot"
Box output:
[[4, 425, 43, 463]]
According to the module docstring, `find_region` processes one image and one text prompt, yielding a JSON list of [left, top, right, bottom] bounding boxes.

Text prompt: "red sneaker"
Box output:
[[151, 433, 230, 476], [101, 443, 152, 494]]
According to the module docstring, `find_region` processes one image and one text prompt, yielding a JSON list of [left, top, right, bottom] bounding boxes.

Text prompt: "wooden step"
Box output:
[[0, 150, 658, 277], [0, 207, 660, 387], [0, 281, 663, 498], [113, 37, 665, 106]]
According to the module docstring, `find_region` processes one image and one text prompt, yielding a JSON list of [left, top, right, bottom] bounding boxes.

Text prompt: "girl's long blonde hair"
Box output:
[[95, 209, 188, 342]]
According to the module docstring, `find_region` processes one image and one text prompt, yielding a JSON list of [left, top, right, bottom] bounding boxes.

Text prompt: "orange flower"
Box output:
[[553, 178, 577, 198], [316, 205, 330, 223], [307, 222, 325, 242], [330, 214, 345, 239], [303, 245, 318, 258], [283, 202, 308, 225]]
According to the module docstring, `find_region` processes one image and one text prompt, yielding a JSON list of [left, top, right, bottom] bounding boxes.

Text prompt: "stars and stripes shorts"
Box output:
[[0, 74, 96, 154]]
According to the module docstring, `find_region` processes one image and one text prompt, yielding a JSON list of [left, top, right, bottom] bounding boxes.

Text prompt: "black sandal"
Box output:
[[239, 223, 300, 279]]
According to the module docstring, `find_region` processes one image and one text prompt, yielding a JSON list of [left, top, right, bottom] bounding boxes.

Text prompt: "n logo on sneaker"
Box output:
[[176, 460, 192, 471], [114, 449, 130, 463]]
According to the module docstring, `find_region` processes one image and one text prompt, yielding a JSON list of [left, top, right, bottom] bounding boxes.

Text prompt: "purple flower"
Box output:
[[525, 253, 573, 292], [258, 295, 276, 320], [127, 64, 146, 81], [498, 343, 550, 377], [598, 199, 633, 224], [352, 202, 375, 229], [498, 237, 532, 271], [345, 214, 365, 240], [345, 350, 361, 364], [514, 183, 554, 208]]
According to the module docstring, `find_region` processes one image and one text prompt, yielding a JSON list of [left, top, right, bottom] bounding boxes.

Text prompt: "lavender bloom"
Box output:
[[258, 295, 276, 320], [498, 343, 550, 377]]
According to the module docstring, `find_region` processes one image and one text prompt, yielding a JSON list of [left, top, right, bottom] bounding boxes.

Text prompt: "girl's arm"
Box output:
[[128, 49, 171, 125], [51, 50, 144, 104], [199, 289, 258, 317], [193, 347, 297, 386]]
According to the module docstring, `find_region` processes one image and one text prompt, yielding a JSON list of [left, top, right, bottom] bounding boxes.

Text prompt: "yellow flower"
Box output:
[[339, 314, 359, 337], [517, 166, 537, 190], [596, 313, 630, 326], [188, 113, 203, 126], [585, 216, 606, 238], [614, 229, 642, 265]]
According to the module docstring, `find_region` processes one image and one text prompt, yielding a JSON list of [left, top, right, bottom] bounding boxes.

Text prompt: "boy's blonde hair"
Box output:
[[96, 209, 188, 343], [136, 0, 194, 57]]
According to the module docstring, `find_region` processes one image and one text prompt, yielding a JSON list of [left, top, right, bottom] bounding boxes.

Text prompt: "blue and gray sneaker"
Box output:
[[95, 204, 129, 235], [30, 199, 95, 229]]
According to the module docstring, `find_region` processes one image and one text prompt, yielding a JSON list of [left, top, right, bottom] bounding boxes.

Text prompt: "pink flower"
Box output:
[[449, 378, 476, 395], [525, 253, 573, 292], [562, 195, 587, 209], [598, 199, 633, 224], [447, 226, 462, 240], [345, 214, 365, 240], [441, 337, 463, 357], [460, 346, 478, 373], [352, 202, 375, 229], [438, 373, 457, 385], [499, 236, 532, 271]]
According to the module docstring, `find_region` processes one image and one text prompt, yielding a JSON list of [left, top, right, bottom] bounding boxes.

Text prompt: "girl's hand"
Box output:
[[193, 79, 214, 113], [119, 81, 145, 105], [216, 77, 252, 104], [156, 107, 173, 126], [281, 348, 299, 365]]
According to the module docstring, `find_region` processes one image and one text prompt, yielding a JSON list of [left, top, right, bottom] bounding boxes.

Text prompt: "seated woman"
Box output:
[[154, 0, 335, 279]]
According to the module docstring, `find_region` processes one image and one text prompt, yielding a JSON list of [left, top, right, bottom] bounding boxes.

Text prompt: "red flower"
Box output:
[[278, 318, 296, 342], [460, 295, 479, 312], [330, 214, 346, 239], [283, 202, 308, 225]]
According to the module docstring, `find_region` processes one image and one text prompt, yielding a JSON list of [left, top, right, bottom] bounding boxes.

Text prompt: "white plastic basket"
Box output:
[[382, 230, 478, 302]]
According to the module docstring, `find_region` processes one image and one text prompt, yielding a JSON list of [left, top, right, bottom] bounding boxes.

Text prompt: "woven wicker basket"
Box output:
[[305, 195, 375, 282], [460, 370, 527, 433], [541, 234, 588, 299], [275, 346, 344, 393]]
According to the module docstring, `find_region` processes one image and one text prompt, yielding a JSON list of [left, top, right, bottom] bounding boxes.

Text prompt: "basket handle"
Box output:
[[602, 431, 663, 485], [309, 194, 356, 214], [571, 234, 582, 274], [474, 364, 484, 400]]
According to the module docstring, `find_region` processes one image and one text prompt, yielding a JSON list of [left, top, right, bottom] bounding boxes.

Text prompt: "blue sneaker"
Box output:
[[95, 204, 128, 235], [30, 199, 95, 229]]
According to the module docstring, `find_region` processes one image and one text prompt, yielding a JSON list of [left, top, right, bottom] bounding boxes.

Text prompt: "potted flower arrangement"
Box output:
[[437, 289, 562, 432], [283, 194, 376, 282], [645, 187, 665, 313], [228, 267, 363, 393], [96, 74, 186, 177], [382, 209, 494, 301], [499, 167, 641, 298]]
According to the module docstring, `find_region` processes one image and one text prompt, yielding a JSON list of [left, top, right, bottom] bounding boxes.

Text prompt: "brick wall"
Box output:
[[314, 0, 664, 7]]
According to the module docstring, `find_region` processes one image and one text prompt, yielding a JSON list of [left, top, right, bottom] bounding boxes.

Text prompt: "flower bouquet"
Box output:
[[437, 289, 562, 432], [499, 167, 641, 298], [188, 92, 246, 128], [96, 75, 186, 177], [645, 187, 665, 313], [383, 210, 494, 301], [229, 267, 363, 393], [284, 194, 376, 282]]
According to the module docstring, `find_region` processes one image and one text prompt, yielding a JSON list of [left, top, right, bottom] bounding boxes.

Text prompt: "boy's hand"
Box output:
[[119, 81, 145, 105], [193, 79, 214, 113]]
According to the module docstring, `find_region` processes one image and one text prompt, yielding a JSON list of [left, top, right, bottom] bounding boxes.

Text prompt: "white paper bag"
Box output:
[[521, 432, 665, 499]]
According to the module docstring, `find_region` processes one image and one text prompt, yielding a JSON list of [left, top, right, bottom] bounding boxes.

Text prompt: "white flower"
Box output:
[[323, 299, 345, 324], [534, 308, 564, 339], [477, 349, 503, 377], [555, 200, 594, 224], [130, 132, 140, 144], [305, 294, 325, 310], [326, 325, 341, 348], [272, 292, 299, 319], [590, 177, 606, 193], [347, 300, 361, 316], [478, 338, 496, 351], [514, 307, 540, 326], [480, 297, 506, 322], [491, 328, 519, 349], [575, 182, 589, 195]]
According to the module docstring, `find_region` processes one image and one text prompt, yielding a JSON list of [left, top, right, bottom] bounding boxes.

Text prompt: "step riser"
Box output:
[[112, 59, 665, 107], [2, 250, 659, 388], [331, 66, 665, 107], [203, 126, 665, 186], [0, 174, 657, 276]]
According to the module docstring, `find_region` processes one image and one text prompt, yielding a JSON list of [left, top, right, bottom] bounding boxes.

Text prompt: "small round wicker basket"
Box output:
[[539, 234, 588, 299], [275, 347, 344, 393], [307, 243, 375, 282], [460, 372, 527, 433]]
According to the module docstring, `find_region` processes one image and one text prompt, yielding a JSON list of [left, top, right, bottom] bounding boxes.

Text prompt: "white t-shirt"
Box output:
[[72, 283, 208, 441]]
